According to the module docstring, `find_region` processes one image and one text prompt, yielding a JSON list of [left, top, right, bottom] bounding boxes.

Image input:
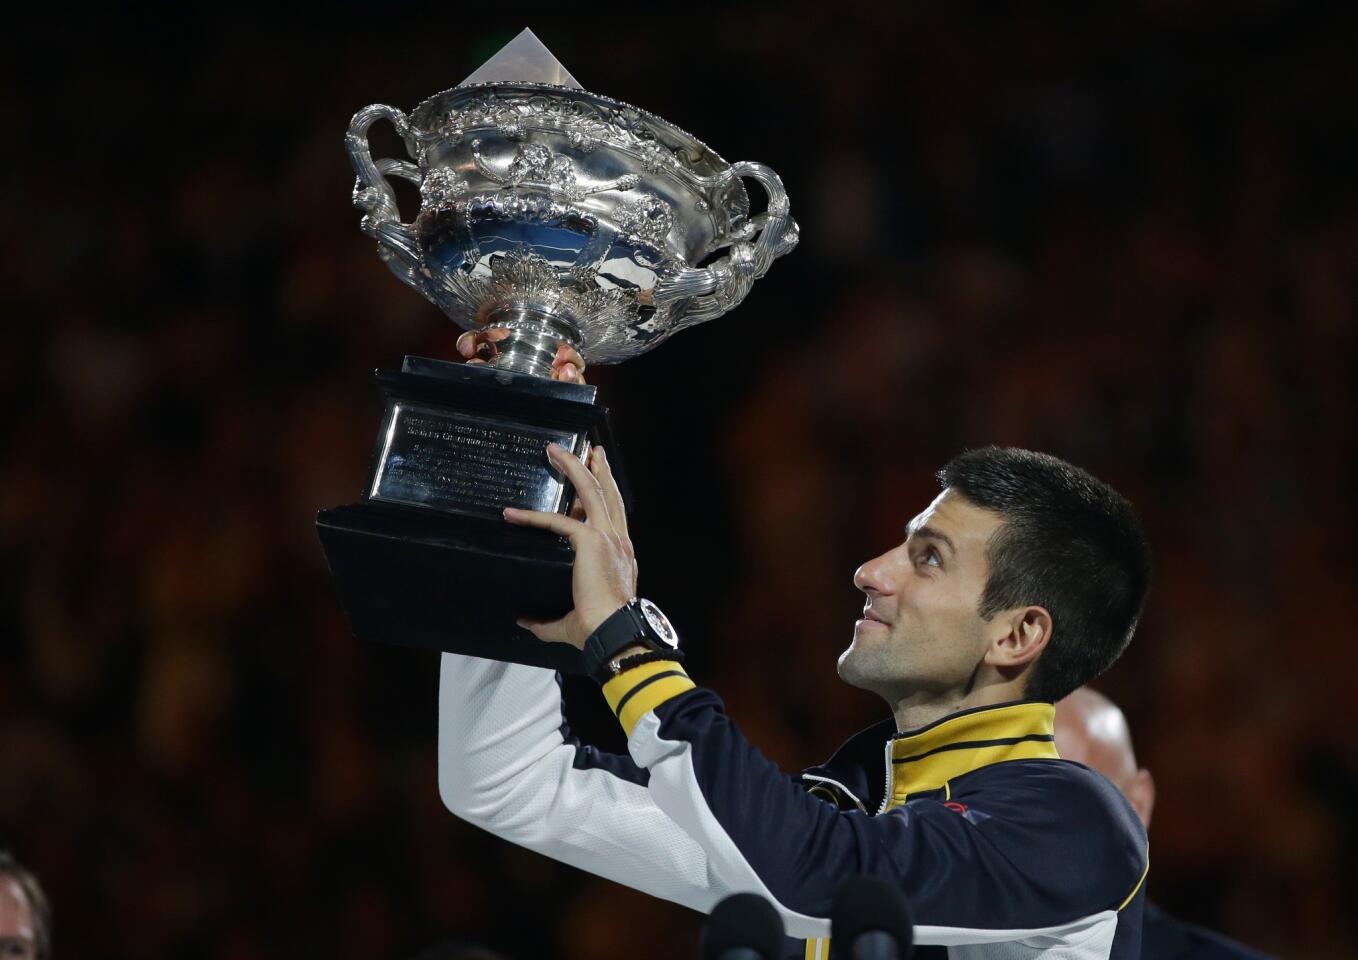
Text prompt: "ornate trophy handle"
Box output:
[[653, 161, 800, 326], [346, 104, 429, 299]]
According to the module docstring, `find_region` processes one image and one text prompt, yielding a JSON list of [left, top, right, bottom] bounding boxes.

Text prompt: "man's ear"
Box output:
[[1126, 767, 1156, 828], [985, 606, 1052, 675]]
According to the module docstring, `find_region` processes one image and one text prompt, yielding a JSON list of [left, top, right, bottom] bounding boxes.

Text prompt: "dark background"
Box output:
[[3, 3, 1356, 957]]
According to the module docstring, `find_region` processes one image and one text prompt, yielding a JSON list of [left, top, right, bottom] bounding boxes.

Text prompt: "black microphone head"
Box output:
[[830, 876, 914, 958], [702, 892, 786, 960]]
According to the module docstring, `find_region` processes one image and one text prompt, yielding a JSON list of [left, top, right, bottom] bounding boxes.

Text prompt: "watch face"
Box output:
[[638, 598, 679, 648]]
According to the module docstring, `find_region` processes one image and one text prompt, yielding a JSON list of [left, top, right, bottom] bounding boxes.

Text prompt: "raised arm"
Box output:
[[433, 347, 733, 904]]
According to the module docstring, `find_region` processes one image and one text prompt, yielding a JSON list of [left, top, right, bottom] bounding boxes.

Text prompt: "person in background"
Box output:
[[0, 849, 49, 960], [1054, 688, 1273, 960]]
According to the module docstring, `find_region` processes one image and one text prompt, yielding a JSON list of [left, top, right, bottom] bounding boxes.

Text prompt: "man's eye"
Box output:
[[917, 548, 941, 568]]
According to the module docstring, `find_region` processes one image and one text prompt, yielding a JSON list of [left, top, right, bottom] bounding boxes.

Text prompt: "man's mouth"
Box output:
[[861, 607, 889, 625]]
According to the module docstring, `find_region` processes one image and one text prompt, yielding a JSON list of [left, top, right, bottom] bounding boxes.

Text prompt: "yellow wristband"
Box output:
[[601, 659, 695, 736]]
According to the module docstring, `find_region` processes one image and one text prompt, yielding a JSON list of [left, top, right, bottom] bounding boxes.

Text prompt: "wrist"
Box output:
[[580, 598, 681, 678], [574, 597, 634, 650]]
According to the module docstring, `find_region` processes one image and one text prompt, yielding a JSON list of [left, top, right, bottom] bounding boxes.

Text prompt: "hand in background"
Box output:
[[456, 329, 587, 383]]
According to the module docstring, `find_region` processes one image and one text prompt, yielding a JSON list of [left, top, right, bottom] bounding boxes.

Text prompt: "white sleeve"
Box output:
[[436, 652, 722, 910]]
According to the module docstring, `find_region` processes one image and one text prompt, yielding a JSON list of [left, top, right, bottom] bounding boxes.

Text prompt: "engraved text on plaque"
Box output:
[[370, 404, 580, 515]]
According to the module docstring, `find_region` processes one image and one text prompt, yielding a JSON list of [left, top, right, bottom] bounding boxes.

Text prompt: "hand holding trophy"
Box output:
[[316, 29, 797, 670], [456, 329, 586, 383]]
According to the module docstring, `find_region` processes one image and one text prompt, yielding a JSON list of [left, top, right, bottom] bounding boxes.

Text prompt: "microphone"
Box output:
[[702, 892, 786, 960], [830, 876, 914, 960]]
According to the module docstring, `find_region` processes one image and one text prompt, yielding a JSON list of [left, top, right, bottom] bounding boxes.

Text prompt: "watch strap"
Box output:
[[582, 601, 657, 678]]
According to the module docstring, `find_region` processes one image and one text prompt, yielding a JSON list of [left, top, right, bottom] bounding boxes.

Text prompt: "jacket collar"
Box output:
[[803, 700, 1059, 813]]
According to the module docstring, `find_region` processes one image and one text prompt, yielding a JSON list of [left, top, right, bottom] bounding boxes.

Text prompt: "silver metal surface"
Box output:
[[347, 82, 798, 373], [371, 402, 580, 515]]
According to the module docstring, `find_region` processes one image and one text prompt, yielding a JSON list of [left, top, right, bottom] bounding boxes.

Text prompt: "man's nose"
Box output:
[[853, 554, 888, 595]]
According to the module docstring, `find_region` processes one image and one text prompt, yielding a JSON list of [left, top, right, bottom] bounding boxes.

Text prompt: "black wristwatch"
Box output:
[[582, 598, 680, 680]]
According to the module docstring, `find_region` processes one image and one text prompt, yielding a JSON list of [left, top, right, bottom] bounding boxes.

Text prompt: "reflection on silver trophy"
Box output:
[[345, 29, 798, 377]]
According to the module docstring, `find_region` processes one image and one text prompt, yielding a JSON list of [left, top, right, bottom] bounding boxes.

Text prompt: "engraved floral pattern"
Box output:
[[465, 140, 647, 204], [435, 89, 693, 172], [547, 154, 575, 191], [459, 248, 641, 340], [418, 167, 469, 212], [615, 193, 676, 249], [506, 143, 551, 184]]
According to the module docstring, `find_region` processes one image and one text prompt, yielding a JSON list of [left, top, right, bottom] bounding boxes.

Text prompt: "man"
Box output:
[[439, 336, 1151, 957], [1054, 688, 1274, 959], [0, 849, 50, 960]]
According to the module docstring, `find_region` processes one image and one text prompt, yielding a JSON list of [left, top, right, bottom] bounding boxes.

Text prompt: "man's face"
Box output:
[[839, 489, 1004, 704], [0, 877, 36, 960]]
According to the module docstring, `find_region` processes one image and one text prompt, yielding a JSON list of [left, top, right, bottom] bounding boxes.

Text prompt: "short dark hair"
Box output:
[[0, 848, 51, 960], [937, 447, 1151, 702]]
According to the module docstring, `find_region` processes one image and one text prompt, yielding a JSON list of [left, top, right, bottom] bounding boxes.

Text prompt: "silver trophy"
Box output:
[[317, 30, 797, 669]]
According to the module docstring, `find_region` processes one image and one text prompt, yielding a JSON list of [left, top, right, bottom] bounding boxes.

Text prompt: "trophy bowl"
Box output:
[[347, 81, 799, 377]]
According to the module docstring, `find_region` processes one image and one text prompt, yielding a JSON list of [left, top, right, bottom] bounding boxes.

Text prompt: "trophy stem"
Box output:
[[486, 306, 582, 379]]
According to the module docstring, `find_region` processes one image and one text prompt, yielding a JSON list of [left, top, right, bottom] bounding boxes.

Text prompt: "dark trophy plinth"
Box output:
[[316, 357, 628, 672]]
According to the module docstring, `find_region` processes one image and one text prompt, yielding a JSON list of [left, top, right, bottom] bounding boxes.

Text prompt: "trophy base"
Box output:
[[316, 356, 628, 673], [316, 502, 585, 672]]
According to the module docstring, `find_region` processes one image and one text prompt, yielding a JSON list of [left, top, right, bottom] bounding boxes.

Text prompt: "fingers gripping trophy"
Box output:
[[316, 30, 797, 670]]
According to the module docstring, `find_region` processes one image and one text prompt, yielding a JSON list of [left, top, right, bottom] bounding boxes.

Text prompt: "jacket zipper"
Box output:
[[876, 741, 893, 814]]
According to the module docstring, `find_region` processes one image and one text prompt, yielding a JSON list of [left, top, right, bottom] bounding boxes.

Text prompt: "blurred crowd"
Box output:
[[2, 4, 1356, 958]]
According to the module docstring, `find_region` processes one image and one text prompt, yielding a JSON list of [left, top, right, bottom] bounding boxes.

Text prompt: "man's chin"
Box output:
[[835, 645, 854, 681], [838, 640, 908, 702], [836, 643, 877, 691]]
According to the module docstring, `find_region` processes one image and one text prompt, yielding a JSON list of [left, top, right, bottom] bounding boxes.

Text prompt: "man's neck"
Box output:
[[891, 681, 1029, 733]]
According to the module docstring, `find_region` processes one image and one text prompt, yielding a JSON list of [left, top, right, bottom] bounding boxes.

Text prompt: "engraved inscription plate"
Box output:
[[370, 403, 581, 515]]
